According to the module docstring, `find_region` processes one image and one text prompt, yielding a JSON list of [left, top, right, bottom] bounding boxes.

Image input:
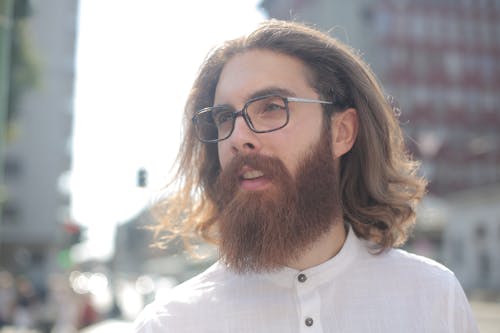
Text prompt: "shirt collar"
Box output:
[[258, 224, 362, 289]]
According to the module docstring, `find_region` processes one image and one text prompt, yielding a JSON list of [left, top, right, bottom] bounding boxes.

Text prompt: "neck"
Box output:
[[286, 219, 347, 271]]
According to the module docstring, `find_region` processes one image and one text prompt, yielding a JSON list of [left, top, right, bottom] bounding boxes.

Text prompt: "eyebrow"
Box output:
[[247, 87, 297, 100], [213, 86, 298, 108]]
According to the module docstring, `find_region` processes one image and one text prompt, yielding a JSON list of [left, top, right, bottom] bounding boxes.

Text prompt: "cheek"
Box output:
[[217, 142, 232, 170], [265, 136, 303, 176], [278, 127, 323, 175]]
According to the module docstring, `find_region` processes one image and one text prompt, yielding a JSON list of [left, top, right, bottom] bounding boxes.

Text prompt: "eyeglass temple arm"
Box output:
[[286, 97, 333, 105]]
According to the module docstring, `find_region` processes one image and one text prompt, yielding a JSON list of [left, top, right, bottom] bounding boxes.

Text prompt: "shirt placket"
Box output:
[[295, 273, 323, 333]]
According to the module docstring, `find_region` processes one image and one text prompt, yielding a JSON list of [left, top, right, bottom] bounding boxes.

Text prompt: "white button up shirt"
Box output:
[[134, 228, 478, 332]]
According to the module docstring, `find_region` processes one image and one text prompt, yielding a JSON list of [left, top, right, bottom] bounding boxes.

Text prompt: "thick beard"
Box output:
[[214, 129, 341, 274]]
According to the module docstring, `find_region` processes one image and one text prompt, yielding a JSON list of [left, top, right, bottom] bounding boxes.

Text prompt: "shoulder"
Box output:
[[384, 247, 454, 278], [377, 248, 478, 331], [350, 238, 464, 299], [341, 238, 478, 331], [358, 240, 455, 279], [133, 261, 228, 332]]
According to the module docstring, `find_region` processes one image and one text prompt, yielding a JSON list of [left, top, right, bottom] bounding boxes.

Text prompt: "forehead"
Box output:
[[214, 49, 315, 105]]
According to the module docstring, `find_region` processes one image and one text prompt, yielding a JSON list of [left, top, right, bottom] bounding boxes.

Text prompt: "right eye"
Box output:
[[213, 110, 233, 126]]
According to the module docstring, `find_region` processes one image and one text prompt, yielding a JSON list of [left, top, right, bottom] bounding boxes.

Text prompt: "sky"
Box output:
[[70, 1, 266, 261]]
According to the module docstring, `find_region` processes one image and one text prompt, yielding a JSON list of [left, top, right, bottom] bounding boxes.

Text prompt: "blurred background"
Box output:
[[0, 0, 499, 332]]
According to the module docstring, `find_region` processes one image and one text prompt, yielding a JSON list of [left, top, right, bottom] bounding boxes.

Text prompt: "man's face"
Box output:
[[215, 49, 326, 179], [211, 50, 341, 273]]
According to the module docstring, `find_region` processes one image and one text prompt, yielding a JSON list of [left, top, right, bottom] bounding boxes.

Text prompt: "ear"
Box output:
[[331, 108, 358, 159]]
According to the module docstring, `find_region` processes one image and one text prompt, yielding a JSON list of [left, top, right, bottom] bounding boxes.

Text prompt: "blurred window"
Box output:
[[463, 20, 475, 44], [411, 14, 425, 40], [4, 157, 22, 179], [444, 52, 461, 81], [478, 251, 490, 286], [483, 90, 495, 110], [470, 89, 481, 113], [412, 52, 426, 81], [431, 15, 442, 43], [432, 88, 445, 117], [394, 12, 407, 40], [450, 238, 464, 265], [498, 220, 500, 241], [448, 18, 459, 44], [414, 85, 429, 106], [374, 10, 391, 36], [482, 20, 492, 45], [390, 48, 406, 68], [475, 224, 486, 240], [480, 55, 495, 84], [1, 202, 21, 225]]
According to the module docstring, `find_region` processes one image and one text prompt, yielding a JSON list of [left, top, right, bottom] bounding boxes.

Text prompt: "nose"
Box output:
[[227, 115, 261, 155]]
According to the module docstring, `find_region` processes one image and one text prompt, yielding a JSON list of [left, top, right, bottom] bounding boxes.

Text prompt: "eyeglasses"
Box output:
[[192, 94, 333, 143]]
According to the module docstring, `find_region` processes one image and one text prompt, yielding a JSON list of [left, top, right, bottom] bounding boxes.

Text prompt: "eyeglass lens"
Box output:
[[195, 95, 288, 142]]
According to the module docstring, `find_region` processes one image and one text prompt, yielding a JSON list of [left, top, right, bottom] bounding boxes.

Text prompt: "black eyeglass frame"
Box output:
[[192, 94, 333, 143]]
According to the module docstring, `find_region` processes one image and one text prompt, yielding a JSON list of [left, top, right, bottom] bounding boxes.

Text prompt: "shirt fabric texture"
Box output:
[[134, 227, 478, 332]]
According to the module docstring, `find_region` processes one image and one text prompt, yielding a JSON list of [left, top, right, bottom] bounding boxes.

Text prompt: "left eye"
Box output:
[[263, 103, 285, 112]]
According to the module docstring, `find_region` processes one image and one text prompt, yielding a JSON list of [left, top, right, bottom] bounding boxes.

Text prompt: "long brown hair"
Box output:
[[153, 20, 427, 251]]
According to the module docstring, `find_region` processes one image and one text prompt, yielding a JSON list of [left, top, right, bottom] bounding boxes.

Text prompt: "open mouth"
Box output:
[[241, 170, 264, 180], [238, 168, 270, 191]]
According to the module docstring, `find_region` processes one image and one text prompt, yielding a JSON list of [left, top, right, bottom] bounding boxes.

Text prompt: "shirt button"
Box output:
[[297, 273, 307, 283], [305, 317, 314, 327]]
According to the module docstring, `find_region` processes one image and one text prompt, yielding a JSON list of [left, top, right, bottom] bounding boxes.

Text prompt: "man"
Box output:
[[135, 20, 478, 332]]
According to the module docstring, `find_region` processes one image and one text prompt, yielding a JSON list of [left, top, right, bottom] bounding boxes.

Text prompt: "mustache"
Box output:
[[219, 153, 291, 184], [214, 154, 293, 209]]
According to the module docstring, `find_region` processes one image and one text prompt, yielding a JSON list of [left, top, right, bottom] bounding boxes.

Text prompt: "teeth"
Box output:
[[242, 170, 264, 180]]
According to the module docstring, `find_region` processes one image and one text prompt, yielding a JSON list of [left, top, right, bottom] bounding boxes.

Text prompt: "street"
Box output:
[[471, 301, 500, 333]]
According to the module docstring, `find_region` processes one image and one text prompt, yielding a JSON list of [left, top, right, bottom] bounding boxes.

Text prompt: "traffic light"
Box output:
[[63, 222, 83, 246], [57, 222, 85, 269], [137, 168, 147, 187]]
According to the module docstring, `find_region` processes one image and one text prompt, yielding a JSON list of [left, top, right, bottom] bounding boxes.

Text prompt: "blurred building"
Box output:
[[261, 0, 500, 193], [113, 208, 216, 283], [260, 0, 500, 291], [443, 184, 500, 291], [113, 210, 157, 277], [0, 0, 78, 289]]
